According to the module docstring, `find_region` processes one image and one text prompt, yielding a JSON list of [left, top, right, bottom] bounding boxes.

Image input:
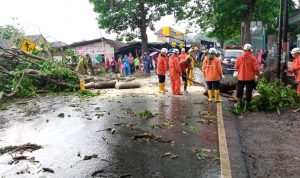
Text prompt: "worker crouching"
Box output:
[[169, 49, 182, 95], [157, 48, 169, 94], [180, 57, 192, 93], [202, 48, 224, 102]]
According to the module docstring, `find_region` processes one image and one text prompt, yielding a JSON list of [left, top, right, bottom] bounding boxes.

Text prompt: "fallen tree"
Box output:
[[0, 47, 80, 101]]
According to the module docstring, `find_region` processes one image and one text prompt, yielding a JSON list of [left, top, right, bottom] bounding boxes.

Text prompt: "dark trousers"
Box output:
[[237, 80, 255, 103], [206, 81, 220, 90], [182, 72, 187, 91], [158, 75, 165, 83]]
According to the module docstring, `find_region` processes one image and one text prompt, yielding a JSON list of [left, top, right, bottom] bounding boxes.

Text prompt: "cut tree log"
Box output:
[[115, 81, 141, 89], [84, 82, 95, 89], [94, 81, 116, 89]]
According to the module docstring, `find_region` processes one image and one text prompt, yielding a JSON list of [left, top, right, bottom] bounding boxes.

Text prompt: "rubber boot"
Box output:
[[163, 82, 168, 92], [245, 101, 251, 111], [159, 83, 165, 94], [207, 90, 213, 102], [214, 90, 222, 102]]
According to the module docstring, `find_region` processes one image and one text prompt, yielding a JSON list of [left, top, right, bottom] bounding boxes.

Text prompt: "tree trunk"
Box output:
[[242, 15, 251, 44], [139, 3, 148, 55], [242, 0, 257, 44]]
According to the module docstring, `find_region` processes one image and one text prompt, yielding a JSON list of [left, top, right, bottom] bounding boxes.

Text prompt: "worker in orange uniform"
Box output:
[[187, 47, 199, 86], [157, 48, 169, 94], [169, 49, 182, 95], [180, 57, 192, 93], [289, 47, 300, 96], [202, 48, 224, 102], [235, 44, 260, 110], [179, 48, 188, 62]]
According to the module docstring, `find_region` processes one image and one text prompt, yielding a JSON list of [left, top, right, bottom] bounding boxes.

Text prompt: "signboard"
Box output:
[[20, 39, 36, 53], [162, 26, 185, 41]]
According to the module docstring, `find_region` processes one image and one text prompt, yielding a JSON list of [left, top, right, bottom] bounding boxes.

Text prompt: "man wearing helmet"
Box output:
[[186, 47, 198, 86], [235, 44, 260, 110], [179, 48, 188, 62], [169, 48, 182, 95], [288, 47, 300, 96], [157, 48, 169, 94], [202, 48, 224, 102]]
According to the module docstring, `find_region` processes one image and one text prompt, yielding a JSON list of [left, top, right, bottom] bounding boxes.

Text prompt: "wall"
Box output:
[[71, 41, 114, 63]]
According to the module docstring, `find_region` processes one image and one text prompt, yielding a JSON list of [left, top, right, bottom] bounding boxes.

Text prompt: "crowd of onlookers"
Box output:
[[103, 52, 158, 76]]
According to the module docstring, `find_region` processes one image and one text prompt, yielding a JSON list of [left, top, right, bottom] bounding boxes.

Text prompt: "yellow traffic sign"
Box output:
[[20, 39, 36, 53]]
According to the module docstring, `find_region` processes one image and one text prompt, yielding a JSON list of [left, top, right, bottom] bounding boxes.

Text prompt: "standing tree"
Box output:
[[176, 0, 297, 45], [89, 0, 188, 54]]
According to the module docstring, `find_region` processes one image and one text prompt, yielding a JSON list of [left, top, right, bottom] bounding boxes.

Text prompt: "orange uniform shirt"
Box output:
[[202, 56, 223, 81], [293, 55, 300, 82], [169, 55, 181, 75], [235, 51, 259, 81], [179, 53, 188, 62], [156, 54, 168, 75]]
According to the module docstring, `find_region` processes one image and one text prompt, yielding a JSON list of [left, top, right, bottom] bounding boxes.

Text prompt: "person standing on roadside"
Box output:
[[157, 48, 169, 94], [235, 44, 260, 110], [76, 55, 89, 75], [123, 54, 131, 76], [86, 53, 94, 75], [129, 53, 135, 74], [289, 47, 300, 96], [202, 48, 224, 102], [169, 49, 182, 95], [143, 52, 151, 76]]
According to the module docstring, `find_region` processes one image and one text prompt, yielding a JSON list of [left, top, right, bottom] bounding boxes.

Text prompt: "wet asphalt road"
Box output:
[[0, 72, 221, 178]]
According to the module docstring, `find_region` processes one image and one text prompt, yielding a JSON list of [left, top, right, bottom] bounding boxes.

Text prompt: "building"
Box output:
[[155, 26, 185, 49], [64, 38, 127, 63]]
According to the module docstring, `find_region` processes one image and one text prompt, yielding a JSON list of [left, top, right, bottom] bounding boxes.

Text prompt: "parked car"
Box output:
[[221, 46, 243, 75]]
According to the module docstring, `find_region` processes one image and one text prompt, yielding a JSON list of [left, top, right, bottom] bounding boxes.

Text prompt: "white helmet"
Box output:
[[161, 48, 168, 54], [208, 48, 217, 55], [173, 48, 179, 54], [181, 48, 185, 52], [291, 47, 300, 55], [243, 44, 252, 51]]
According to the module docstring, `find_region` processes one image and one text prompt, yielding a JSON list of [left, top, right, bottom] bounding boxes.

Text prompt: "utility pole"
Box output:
[[277, 0, 284, 79], [281, 0, 289, 80]]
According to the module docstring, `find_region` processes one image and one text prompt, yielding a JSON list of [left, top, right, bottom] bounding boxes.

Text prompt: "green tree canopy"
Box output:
[[89, 0, 188, 54], [176, 0, 298, 46]]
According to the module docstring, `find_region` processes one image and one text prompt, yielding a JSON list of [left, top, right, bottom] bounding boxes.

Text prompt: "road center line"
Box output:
[[217, 102, 232, 178]]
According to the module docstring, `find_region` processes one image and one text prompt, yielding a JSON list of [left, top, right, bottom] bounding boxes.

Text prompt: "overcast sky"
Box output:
[[0, 0, 193, 44]]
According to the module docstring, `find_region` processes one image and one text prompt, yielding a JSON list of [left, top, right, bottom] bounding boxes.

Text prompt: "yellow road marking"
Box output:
[[217, 102, 232, 178]]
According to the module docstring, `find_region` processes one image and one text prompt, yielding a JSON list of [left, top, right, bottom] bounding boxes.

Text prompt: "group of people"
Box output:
[[156, 43, 265, 110], [117, 53, 152, 76], [156, 47, 206, 96]]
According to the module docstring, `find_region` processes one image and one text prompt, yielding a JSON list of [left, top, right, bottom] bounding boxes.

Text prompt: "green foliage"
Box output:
[[253, 78, 299, 111], [77, 89, 101, 98], [90, 0, 188, 52], [232, 78, 300, 114], [177, 0, 297, 45], [0, 24, 24, 47], [65, 48, 75, 57], [98, 65, 107, 77], [40, 60, 79, 85], [13, 75, 36, 98], [138, 109, 153, 118], [57, 113, 65, 118]]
